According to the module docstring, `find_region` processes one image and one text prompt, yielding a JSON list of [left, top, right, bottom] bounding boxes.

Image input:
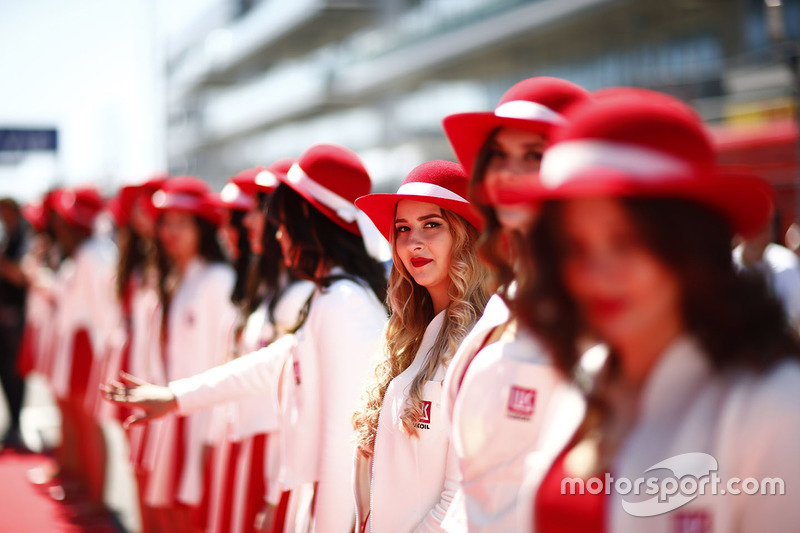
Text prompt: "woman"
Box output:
[[514, 88, 800, 532], [104, 143, 388, 533], [47, 186, 118, 519], [437, 77, 590, 530], [206, 163, 315, 533], [143, 176, 238, 533], [104, 176, 167, 531], [352, 160, 490, 532]]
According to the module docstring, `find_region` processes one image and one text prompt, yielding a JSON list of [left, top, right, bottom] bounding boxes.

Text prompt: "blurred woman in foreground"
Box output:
[[514, 88, 800, 532]]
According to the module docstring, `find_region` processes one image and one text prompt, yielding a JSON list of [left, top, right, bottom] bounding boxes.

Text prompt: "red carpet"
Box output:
[[0, 449, 119, 532]]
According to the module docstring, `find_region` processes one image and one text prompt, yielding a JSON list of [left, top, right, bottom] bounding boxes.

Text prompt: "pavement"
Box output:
[[0, 373, 141, 532]]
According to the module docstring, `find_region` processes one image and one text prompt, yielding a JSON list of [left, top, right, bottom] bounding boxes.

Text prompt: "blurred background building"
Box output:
[[1, 0, 799, 215]]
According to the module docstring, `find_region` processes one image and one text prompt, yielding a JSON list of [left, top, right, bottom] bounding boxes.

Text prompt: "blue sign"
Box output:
[[0, 129, 58, 152]]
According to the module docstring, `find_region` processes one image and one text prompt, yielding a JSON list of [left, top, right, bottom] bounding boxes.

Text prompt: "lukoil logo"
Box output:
[[560, 452, 785, 517]]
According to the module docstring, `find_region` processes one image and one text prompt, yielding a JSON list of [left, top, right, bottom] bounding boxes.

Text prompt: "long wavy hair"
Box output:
[[353, 207, 490, 457], [514, 197, 800, 377]]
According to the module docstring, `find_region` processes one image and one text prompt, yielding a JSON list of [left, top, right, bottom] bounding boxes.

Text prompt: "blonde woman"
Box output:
[[353, 160, 490, 532]]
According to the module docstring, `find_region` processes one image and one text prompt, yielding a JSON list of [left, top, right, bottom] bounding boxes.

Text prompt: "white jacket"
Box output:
[[449, 325, 559, 532], [170, 275, 387, 532], [522, 336, 800, 533], [354, 311, 459, 533], [50, 237, 118, 400], [144, 258, 237, 507]]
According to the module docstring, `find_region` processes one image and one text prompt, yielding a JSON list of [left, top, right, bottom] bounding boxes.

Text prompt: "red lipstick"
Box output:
[[410, 257, 433, 268], [588, 298, 627, 319]]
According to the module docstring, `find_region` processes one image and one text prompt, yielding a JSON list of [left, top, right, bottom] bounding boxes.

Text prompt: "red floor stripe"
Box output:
[[0, 450, 118, 532]]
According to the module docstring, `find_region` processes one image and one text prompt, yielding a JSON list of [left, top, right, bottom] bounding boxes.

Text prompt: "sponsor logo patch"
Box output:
[[507, 386, 536, 420], [673, 510, 711, 533], [415, 400, 432, 429]]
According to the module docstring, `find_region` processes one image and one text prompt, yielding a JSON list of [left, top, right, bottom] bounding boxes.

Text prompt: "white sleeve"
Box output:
[[310, 284, 387, 533], [773, 267, 800, 331], [169, 334, 295, 416], [414, 439, 461, 532]]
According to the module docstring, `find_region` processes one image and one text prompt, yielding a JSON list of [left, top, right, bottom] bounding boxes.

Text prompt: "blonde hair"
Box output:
[[353, 207, 490, 457]]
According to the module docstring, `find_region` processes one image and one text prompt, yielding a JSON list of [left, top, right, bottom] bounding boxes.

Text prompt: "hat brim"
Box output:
[[511, 169, 773, 238], [443, 112, 555, 176], [275, 173, 361, 235], [355, 193, 484, 243]]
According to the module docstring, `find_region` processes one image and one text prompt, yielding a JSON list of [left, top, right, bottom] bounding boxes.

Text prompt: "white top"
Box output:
[[144, 258, 237, 507], [229, 280, 315, 441], [50, 236, 118, 400], [170, 274, 387, 531], [522, 336, 800, 533], [356, 311, 459, 532], [733, 243, 800, 330]]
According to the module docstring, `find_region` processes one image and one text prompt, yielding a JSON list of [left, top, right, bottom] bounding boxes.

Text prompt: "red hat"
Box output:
[[443, 77, 590, 176], [231, 159, 296, 196], [107, 185, 138, 226], [151, 176, 224, 226], [22, 202, 47, 233], [108, 174, 170, 226], [515, 88, 773, 237], [355, 160, 483, 242], [277, 144, 370, 235], [208, 182, 256, 212], [50, 187, 105, 231]]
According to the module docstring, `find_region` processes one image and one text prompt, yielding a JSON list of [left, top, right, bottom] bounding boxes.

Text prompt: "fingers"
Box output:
[[122, 413, 150, 429], [119, 371, 147, 386]]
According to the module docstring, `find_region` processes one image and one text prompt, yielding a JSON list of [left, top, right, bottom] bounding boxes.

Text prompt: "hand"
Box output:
[[100, 372, 178, 428]]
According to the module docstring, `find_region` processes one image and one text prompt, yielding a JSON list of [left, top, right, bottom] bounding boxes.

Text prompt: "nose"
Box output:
[[405, 227, 424, 252]]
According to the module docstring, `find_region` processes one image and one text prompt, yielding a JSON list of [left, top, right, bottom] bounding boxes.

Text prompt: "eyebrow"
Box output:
[[394, 213, 444, 223], [490, 141, 545, 149]]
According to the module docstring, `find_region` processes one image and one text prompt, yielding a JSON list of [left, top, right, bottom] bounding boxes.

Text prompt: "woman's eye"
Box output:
[[488, 149, 505, 160], [395, 225, 409, 233], [525, 150, 543, 162], [424, 221, 441, 229]]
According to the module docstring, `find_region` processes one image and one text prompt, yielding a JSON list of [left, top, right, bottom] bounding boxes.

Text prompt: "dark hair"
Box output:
[[115, 225, 154, 308], [268, 183, 387, 309], [229, 210, 252, 306], [231, 192, 297, 350], [468, 129, 532, 296], [514, 197, 800, 376], [155, 214, 228, 342]]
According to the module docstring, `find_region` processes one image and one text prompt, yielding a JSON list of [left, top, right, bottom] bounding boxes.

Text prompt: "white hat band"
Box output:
[[152, 191, 205, 210], [220, 183, 249, 203], [396, 182, 469, 203], [494, 100, 566, 125], [255, 170, 278, 189], [541, 140, 693, 188], [287, 163, 359, 223]]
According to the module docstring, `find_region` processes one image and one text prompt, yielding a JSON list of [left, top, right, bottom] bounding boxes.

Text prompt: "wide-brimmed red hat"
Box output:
[[208, 182, 256, 212], [355, 160, 483, 242], [443, 77, 590, 176], [514, 88, 773, 237], [277, 144, 370, 235], [108, 174, 170, 226], [232, 158, 296, 197], [152, 176, 223, 226], [50, 186, 105, 231]]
